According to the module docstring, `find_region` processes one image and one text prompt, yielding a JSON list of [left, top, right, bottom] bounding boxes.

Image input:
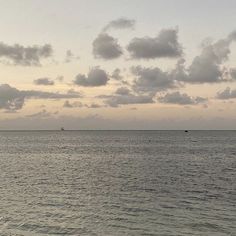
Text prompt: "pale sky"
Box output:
[[0, 0, 236, 130]]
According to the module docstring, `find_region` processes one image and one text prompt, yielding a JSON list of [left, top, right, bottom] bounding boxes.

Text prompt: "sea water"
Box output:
[[0, 131, 235, 235]]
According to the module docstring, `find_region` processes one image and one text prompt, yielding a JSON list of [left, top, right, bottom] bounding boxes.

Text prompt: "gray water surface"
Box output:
[[0, 131, 235, 235]]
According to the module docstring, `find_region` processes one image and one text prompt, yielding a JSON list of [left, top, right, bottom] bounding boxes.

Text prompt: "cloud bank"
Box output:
[[0, 84, 81, 111]]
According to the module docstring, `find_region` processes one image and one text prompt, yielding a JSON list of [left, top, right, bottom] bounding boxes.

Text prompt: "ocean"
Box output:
[[0, 131, 235, 235]]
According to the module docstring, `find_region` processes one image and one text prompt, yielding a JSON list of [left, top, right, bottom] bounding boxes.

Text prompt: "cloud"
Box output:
[[63, 100, 83, 108], [0, 43, 52, 66], [55, 75, 64, 82], [111, 68, 123, 80], [0, 84, 81, 111], [101, 87, 154, 107], [173, 31, 236, 84], [129, 29, 236, 94], [63, 100, 102, 109], [65, 50, 79, 63], [88, 103, 102, 108], [230, 68, 236, 80], [216, 87, 236, 99], [115, 87, 130, 95], [34, 78, 54, 86], [131, 66, 177, 93], [158, 91, 208, 105], [74, 67, 109, 87], [93, 33, 123, 59], [186, 42, 228, 83], [127, 28, 182, 59], [228, 30, 236, 42], [103, 18, 135, 31], [27, 109, 52, 118]]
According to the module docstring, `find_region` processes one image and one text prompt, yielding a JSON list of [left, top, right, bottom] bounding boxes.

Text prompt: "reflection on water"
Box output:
[[0, 131, 235, 235]]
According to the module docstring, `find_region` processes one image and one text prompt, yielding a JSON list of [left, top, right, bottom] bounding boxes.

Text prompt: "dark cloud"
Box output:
[[93, 33, 123, 59], [0, 84, 81, 111], [127, 29, 182, 59], [74, 67, 109, 87], [0, 43, 52, 66], [216, 87, 236, 99], [103, 18, 135, 31], [34, 78, 54, 86], [131, 66, 177, 93], [158, 91, 208, 105]]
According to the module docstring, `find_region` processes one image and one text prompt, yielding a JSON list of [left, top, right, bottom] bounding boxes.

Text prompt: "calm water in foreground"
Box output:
[[0, 131, 235, 236]]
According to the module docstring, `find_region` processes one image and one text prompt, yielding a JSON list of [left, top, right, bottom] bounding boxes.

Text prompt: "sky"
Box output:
[[0, 0, 236, 130]]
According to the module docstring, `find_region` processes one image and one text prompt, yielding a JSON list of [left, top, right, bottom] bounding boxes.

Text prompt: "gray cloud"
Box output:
[[65, 50, 79, 63], [173, 31, 236, 84], [216, 87, 236, 99], [56, 76, 64, 82], [88, 103, 102, 108], [115, 87, 130, 95], [127, 29, 182, 59], [34, 78, 54, 86], [74, 67, 109, 87], [93, 33, 123, 59], [63, 100, 83, 108], [101, 87, 154, 107], [0, 43, 52, 66], [0, 84, 81, 111], [131, 66, 178, 93], [228, 30, 236, 42], [111, 68, 123, 80], [27, 109, 52, 118], [130, 30, 236, 94], [158, 91, 208, 105], [230, 68, 236, 80], [63, 100, 102, 109], [103, 18, 135, 31]]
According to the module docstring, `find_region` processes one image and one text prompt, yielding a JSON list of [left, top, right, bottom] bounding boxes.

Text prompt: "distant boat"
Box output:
[[184, 130, 189, 133], [61, 127, 65, 131]]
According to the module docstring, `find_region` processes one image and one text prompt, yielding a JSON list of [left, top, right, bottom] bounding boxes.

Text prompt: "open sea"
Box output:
[[0, 130, 235, 236]]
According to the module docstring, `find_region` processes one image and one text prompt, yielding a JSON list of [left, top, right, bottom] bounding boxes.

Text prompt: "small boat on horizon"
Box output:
[[61, 127, 65, 131]]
